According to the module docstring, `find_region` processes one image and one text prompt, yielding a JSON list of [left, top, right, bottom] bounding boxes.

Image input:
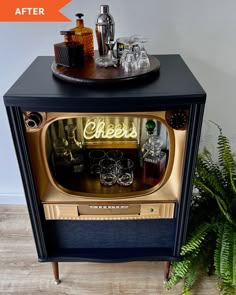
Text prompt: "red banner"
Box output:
[[0, 0, 71, 22]]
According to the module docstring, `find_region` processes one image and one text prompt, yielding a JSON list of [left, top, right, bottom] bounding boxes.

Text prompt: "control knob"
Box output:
[[166, 110, 188, 130]]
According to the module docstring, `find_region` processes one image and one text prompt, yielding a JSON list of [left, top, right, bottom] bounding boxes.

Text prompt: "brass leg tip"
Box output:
[[55, 279, 61, 285]]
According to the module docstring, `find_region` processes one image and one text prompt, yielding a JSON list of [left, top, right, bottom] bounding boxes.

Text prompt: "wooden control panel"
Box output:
[[43, 202, 175, 220]]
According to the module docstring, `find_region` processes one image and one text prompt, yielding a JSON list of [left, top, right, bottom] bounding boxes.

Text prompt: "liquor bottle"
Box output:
[[70, 13, 94, 58], [54, 31, 84, 67], [65, 124, 85, 174], [95, 5, 115, 56], [51, 120, 70, 178], [141, 120, 167, 186]]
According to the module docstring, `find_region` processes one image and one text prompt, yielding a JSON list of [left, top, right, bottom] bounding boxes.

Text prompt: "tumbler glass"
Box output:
[[89, 150, 106, 175], [137, 38, 150, 71], [99, 158, 117, 186], [124, 52, 138, 73], [119, 48, 129, 68], [118, 37, 138, 73], [116, 158, 134, 186], [106, 150, 123, 161]]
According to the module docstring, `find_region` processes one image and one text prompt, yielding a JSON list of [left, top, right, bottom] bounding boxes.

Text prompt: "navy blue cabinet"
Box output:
[[4, 55, 206, 283]]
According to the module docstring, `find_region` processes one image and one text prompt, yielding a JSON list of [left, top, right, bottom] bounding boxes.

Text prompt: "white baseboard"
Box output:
[[0, 194, 25, 204]]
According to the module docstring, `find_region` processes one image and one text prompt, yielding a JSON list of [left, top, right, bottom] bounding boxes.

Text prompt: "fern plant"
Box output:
[[165, 124, 236, 294]]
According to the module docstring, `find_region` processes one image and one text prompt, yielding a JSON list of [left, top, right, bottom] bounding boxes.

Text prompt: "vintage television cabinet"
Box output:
[[4, 55, 206, 284]]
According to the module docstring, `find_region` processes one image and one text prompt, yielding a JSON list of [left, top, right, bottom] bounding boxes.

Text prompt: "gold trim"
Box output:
[[23, 112, 47, 131]]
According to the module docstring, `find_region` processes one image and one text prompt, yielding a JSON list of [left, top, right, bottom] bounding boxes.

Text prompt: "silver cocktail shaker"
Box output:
[[95, 5, 115, 56]]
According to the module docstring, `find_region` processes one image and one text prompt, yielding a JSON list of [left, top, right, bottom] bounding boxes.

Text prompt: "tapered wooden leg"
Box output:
[[51, 262, 61, 285], [163, 261, 171, 282]]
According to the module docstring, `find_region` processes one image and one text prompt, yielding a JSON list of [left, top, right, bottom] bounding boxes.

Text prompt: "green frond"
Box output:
[[218, 284, 236, 295], [194, 124, 236, 225], [232, 228, 236, 286], [215, 222, 231, 282], [166, 224, 211, 291], [182, 288, 191, 295], [183, 259, 198, 291], [208, 121, 223, 134], [167, 124, 236, 294], [214, 221, 236, 286], [194, 178, 234, 224], [195, 156, 230, 214], [181, 223, 211, 256], [195, 154, 226, 198], [165, 259, 191, 289], [216, 126, 236, 195]]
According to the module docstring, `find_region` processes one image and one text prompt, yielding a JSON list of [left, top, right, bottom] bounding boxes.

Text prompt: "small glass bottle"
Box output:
[[54, 31, 84, 67], [70, 13, 94, 58], [65, 124, 85, 174], [141, 120, 167, 186]]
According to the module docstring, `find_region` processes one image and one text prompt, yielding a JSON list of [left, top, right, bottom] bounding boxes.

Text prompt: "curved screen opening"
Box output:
[[45, 115, 173, 198]]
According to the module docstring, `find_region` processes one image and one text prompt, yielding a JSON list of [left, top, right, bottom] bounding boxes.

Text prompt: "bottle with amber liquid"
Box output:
[[70, 13, 94, 58], [54, 31, 84, 67]]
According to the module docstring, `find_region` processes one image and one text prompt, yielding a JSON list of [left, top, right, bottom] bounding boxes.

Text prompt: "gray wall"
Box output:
[[1, 0, 235, 204]]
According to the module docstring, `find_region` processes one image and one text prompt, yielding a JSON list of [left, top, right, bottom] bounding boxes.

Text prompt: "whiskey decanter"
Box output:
[[65, 124, 85, 174], [51, 121, 70, 178], [142, 120, 167, 186], [54, 31, 84, 67], [70, 13, 94, 58]]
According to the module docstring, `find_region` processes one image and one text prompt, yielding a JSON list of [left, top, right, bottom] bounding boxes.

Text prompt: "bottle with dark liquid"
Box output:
[[54, 31, 84, 67], [142, 137, 167, 186], [141, 120, 167, 186]]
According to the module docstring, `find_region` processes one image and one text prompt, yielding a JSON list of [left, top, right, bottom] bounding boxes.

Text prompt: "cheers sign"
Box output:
[[83, 118, 138, 140]]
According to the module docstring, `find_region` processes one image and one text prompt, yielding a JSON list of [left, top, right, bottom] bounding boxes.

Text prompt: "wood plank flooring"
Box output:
[[0, 205, 218, 295]]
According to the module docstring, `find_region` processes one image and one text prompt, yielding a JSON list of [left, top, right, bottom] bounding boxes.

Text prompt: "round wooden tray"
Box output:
[[51, 55, 160, 85]]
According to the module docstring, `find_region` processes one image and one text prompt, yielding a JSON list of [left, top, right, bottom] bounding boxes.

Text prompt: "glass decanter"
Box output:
[[70, 13, 94, 58], [54, 31, 84, 67], [51, 120, 71, 178], [65, 123, 85, 174], [141, 120, 167, 186]]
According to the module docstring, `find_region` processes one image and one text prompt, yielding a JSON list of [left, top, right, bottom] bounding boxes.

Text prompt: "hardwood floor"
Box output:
[[0, 205, 217, 295]]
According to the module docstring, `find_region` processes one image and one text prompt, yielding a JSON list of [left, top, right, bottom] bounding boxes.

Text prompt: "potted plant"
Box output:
[[165, 123, 236, 295]]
